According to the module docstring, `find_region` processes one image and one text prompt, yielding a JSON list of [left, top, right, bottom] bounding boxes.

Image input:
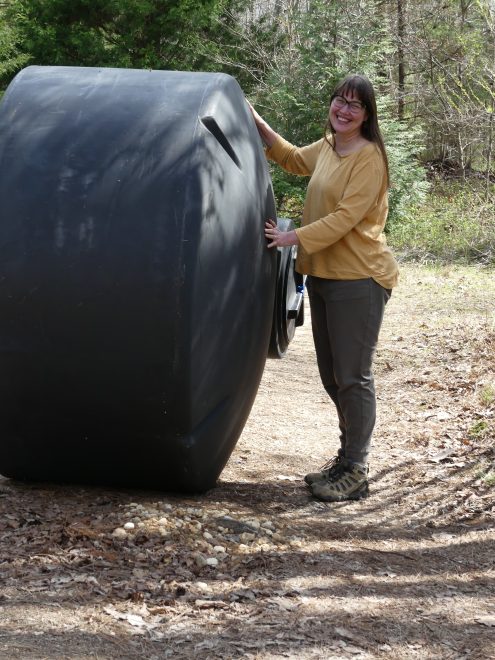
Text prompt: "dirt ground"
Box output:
[[0, 263, 494, 660]]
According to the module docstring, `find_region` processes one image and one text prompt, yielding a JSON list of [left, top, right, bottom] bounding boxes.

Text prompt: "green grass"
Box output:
[[479, 384, 495, 407], [388, 177, 495, 265], [474, 462, 495, 487], [469, 420, 489, 438]]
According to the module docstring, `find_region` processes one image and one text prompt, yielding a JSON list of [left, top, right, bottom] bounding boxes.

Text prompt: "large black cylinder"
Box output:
[[0, 66, 278, 492]]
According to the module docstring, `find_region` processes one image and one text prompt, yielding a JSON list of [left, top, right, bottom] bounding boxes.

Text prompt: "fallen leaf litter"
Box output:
[[0, 264, 493, 659]]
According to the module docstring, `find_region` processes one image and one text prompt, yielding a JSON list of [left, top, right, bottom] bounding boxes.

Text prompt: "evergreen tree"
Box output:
[[5, 0, 229, 71]]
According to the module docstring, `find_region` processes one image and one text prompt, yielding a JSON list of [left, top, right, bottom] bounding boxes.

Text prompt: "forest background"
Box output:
[[0, 0, 494, 262]]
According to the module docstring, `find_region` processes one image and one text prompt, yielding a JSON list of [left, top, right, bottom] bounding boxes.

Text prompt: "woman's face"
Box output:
[[329, 90, 368, 137]]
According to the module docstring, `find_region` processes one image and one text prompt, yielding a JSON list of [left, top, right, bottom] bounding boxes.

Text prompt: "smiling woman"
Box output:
[[325, 76, 390, 173], [249, 74, 399, 503], [328, 91, 368, 150]]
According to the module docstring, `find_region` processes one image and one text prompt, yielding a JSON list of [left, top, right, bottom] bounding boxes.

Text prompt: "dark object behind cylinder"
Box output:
[[0, 66, 281, 492]]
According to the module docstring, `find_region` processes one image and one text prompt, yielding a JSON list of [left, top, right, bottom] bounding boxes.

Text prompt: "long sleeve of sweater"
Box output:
[[265, 135, 322, 176]]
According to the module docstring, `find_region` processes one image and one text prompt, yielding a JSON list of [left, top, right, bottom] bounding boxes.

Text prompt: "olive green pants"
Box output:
[[306, 276, 391, 465]]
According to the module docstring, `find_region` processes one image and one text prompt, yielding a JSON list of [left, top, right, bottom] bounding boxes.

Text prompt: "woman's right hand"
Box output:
[[246, 101, 278, 148], [264, 219, 299, 249]]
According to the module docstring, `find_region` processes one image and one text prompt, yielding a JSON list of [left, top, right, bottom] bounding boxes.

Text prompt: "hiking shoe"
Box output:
[[310, 459, 369, 502], [304, 455, 344, 487]]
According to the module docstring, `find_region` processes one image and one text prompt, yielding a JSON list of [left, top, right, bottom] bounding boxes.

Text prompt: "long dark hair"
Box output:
[[324, 74, 390, 187]]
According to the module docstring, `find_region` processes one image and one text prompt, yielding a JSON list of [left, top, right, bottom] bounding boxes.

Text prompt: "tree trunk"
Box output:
[[487, 111, 494, 201], [397, 0, 406, 120]]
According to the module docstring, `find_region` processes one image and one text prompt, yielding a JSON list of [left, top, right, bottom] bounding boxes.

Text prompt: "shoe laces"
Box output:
[[326, 461, 348, 482], [319, 455, 341, 471]]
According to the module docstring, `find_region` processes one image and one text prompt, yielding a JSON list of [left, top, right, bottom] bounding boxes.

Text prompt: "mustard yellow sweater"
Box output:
[[266, 135, 399, 289]]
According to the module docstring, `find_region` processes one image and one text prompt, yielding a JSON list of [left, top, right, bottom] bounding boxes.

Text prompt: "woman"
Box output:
[[249, 74, 399, 502]]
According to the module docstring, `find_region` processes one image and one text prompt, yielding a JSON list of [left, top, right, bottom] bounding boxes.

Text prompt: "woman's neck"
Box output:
[[334, 131, 369, 156]]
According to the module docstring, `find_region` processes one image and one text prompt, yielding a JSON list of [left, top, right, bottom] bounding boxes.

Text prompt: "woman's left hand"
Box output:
[[264, 219, 299, 249]]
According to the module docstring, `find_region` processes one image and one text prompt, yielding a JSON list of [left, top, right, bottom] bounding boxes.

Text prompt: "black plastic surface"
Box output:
[[0, 66, 278, 492]]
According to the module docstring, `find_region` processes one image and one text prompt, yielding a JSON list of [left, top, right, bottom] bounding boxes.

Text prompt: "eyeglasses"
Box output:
[[332, 95, 365, 114]]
